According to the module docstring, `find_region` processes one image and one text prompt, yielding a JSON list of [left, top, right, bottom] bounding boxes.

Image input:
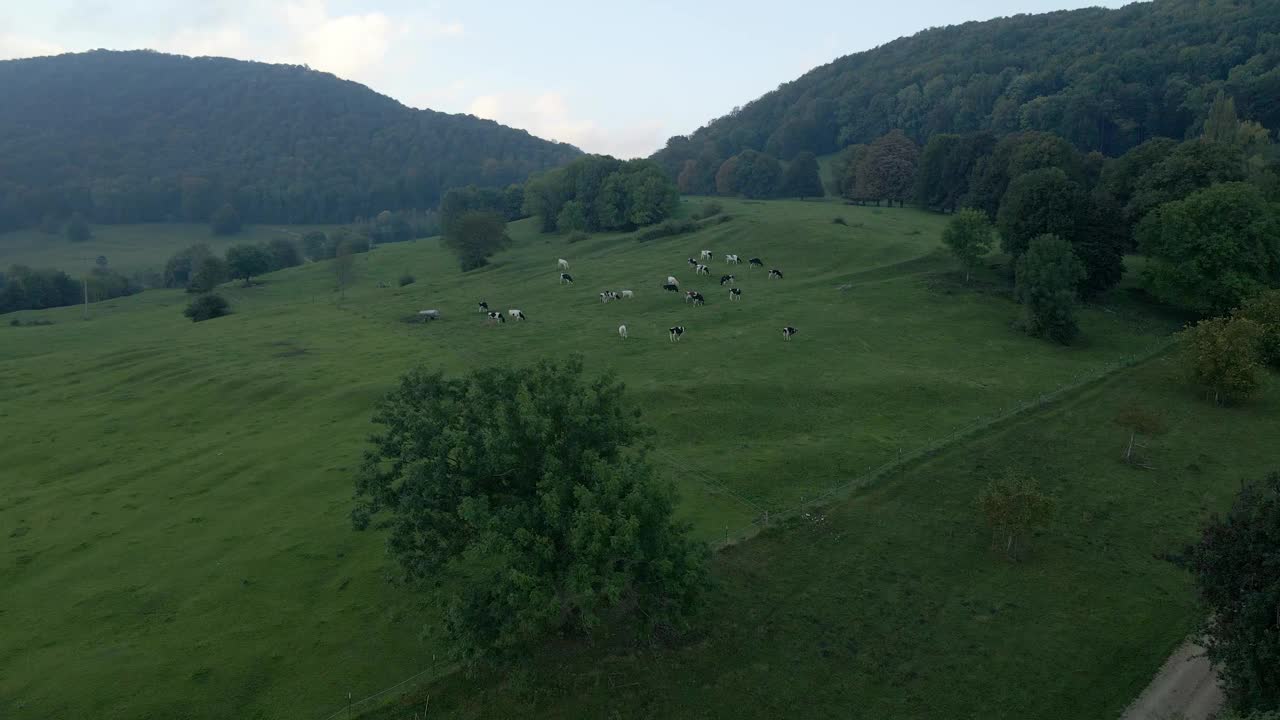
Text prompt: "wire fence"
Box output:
[[315, 335, 1179, 719]]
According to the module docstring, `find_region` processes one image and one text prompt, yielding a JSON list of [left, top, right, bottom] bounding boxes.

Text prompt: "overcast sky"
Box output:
[[1, 0, 1132, 157]]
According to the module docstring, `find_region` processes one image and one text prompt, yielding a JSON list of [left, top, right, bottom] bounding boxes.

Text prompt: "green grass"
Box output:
[[0, 222, 336, 276], [0, 197, 1233, 719]]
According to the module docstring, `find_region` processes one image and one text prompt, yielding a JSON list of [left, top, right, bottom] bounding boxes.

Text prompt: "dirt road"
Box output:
[[1121, 642, 1223, 720]]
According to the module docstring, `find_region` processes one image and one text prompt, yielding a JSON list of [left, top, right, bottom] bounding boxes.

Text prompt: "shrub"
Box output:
[[210, 203, 242, 235], [637, 218, 699, 242], [1235, 289, 1280, 368], [1181, 316, 1264, 405], [183, 293, 230, 322], [692, 201, 724, 220], [398, 274, 415, 287], [1014, 234, 1086, 344], [832, 216, 848, 225], [566, 231, 589, 244]]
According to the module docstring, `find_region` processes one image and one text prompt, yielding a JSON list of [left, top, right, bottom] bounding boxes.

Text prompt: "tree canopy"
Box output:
[[1137, 182, 1280, 315], [443, 211, 510, 271], [652, 1, 1280, 179], [1015, 234, 1086, 344], [781, 151, 824, 198], [522, 156, 679, 233], [351, 358, 708, 665], [0, 50, 579, 232], [941, 208, 994, 283]]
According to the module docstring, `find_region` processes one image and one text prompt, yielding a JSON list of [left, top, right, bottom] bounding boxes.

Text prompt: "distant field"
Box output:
[[0, 222, 337, 276], [0, 197, 1227, 719]]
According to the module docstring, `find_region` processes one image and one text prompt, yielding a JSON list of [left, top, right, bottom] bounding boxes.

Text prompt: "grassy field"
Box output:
[[0, 197, 1242, 719], [0, 222, 336, 276]]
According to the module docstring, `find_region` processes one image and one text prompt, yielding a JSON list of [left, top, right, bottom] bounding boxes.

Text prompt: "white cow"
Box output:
[[725, 254, 741, 265], [666, 275, 679, 286], [620, 289, 634, 299], [618, 324, 628, 339], [695, 264, 710, 276], [700, 250, 713, 260], [558, 258, 569, 270]]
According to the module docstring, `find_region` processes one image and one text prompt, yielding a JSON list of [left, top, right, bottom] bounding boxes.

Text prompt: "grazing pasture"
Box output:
[[0, 198, 1205, 719]]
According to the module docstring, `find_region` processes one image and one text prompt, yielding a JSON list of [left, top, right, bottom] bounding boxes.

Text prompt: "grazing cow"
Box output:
[[749, 257, 764, 268], [599, 291, 614, 303], [782, 326, 798, 340], [486, 311, 506, 324], [418, 309, 441, 321], [618, 324, 628, 339], [620, 289, 634, 299], [719, 274, 735, 286], [700, 250, 712, 260], [669, 325, 685, 342], [558, 258, 569, 270], [695, 264, 710, 276], [689, 291, 706, 306], [477, 300, 489, 313], [560, 272, 574, 284], [687, 257, 698, 267], [662, 283, 680, 292], [768, 269, 784, 279], [725, 254, 741, 264], [729, 288, 742, 301], [666, 275, 679, 286], [508, 309, 526, 321]]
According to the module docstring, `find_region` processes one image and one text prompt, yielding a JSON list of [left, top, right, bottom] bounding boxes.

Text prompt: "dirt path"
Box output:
[[1121, 642, 1223, 720]]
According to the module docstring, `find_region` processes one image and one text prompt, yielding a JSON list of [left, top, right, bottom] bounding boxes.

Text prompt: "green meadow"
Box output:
[[0, 198, 1261, 719]]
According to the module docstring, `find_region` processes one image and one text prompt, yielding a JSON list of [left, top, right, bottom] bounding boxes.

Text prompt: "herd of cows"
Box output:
[[422, 248, 799, 342]]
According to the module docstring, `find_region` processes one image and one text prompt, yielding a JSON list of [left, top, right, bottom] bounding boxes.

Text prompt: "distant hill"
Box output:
[[0, 50, 580, 231], [654, 0, 1280, 182]]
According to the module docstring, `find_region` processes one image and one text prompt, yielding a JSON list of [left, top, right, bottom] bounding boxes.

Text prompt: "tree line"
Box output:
[[0, 50, 580, 234], [0, 258, 138, 315]]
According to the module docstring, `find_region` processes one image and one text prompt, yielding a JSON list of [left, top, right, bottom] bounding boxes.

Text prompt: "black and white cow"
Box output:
[[725, 254, 741, 265], [719, 274, 735, 286], [599, 290, 619, 303], [508, 309, 526, 321], [687, 257, 698, 267], [666, 275, 679, 286], [749, 257, 764, 268], [782, 326, 798, 340], [700, 250, 713, 260], [486, 311, 506, 324], [688, 291, 706, 306], [662, 283, 680, 292], [729, 287, 742, 301], [669, 325, 685, 342], [695, 264, 711, 276], [768, 269, 784, 279], [477, 300, 489, 313], [560, 272, 574, 284]]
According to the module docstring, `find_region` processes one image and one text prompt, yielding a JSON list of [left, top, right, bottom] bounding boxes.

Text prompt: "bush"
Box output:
[[183, 293, 230, 322], [1181, 316, 1264, 405], [210, 203, 242, 235], [566, 231, 589, 244], [692, 201, 724, 220], [1235, 289, 1280, 368], [637, 218, 699, 242], [397, 274, 415, 287], [832, 216, 848, 225], [9, 318, 54, 327]]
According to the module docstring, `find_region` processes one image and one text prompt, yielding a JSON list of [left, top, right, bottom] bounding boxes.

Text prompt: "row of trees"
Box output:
[[522, 156, 680, 233], [689, 149, 825, 199], [0, 259, 138, 315]]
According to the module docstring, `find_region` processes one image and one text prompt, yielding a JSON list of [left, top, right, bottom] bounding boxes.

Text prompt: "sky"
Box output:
[[0, 0, 1132, 157]]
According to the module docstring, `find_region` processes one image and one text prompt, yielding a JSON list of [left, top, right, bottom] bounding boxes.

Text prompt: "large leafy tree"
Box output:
[[1236, 290, 1280, 368], [522, 157, 678, 232], [1181, 317, 1265, 406], [1014, 234, 1086, 344], [781, 151, 824, 199], [915, 132, 996, 211], [442, 211, 510, 271], [1182, 473, 1280, 713], [1072, 188, 1128, 299], [996, 168, 1085, 258], [352, 358, 708, 665], [1137, 182, 1280, 315], [224, 243, 272, 285], [188, 255, 229, 294], [1127, 140, 1245, 223], [855, 129, 919, 205], [941, 208, 994, 283]]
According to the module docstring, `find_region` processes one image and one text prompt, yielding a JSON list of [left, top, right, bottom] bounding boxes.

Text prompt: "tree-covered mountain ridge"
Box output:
[[654, 0, 1280, 180], [0, 50, 581, 230]]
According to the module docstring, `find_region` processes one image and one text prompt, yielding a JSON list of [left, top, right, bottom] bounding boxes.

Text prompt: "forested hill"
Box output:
[[654, 0, 1280, 186], [0, 50, 580, 230]]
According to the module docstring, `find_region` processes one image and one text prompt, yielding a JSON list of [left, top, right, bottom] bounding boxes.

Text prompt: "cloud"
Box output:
[[467, 91, 668, 158], [0, 33, 65, 60]]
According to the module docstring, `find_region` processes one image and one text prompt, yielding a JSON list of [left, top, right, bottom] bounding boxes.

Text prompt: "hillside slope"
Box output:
[[654, 0, 1280, 179], [0, 51, 580, 230]]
